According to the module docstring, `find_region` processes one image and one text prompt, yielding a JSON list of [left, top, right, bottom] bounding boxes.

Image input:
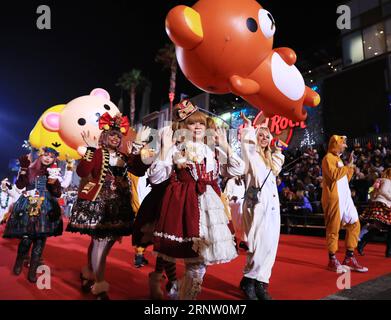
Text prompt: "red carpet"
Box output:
[[0, 223, 390, 300]]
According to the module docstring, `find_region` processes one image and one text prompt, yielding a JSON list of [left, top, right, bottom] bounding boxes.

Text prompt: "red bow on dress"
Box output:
[[98, 112, 130, 135]]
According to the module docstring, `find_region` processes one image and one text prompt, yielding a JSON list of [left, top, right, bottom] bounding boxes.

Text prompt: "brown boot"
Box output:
[[80, 266, 95, 293], [148, 272, 164, 300], [91, 281, 110, 300]]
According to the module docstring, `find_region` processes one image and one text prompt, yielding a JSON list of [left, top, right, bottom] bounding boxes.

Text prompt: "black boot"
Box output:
[[358, 230, 376, 256], [254, 281, 272, 300], [240, 277, 258, 300], [386, 229, 391, 258], [357, 239, 368, 256], [28, 238, 46, 283], [13, 238, 32, 275]]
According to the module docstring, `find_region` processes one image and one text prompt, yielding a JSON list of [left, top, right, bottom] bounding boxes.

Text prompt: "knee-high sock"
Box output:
[[87, 238, 94, 272], [91, 238, 116, 282], [180, 262, 207, 300], [164, 261, 177, 283], [155, 256, 165, 273]]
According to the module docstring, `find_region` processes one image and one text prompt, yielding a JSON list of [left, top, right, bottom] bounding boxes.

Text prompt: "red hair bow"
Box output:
[[98, 112, 130, 135]]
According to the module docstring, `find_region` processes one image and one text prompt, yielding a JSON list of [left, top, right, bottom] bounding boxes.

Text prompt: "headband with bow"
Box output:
[[98, 112, 130, 135]]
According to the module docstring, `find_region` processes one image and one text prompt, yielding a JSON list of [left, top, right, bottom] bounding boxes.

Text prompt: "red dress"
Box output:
[[148, 142, 244, 265]]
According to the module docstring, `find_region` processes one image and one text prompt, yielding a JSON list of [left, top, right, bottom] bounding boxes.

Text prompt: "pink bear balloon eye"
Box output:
[[42, 112, 61, 132], [90, 88, 111, 101]]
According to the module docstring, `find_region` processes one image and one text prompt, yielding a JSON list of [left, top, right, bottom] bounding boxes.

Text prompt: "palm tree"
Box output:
[[116, 69, 147, 126], [155, 43, 177, 120]]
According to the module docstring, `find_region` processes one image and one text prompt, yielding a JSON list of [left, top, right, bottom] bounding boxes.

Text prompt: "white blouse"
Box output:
[[147, 142, 245, 184]]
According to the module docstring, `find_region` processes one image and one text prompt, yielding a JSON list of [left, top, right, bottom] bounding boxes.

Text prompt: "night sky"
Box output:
[[0, 0, 342, 178]]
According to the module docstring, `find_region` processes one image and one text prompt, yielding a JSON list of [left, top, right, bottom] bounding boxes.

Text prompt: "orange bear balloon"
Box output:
[[166, 0, 320, 121]]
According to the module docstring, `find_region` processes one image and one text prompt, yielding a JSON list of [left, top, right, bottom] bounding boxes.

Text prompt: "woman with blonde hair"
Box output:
[[239, 112, 285, 300], [358, 168, 391, 257], [147, 99, 244, 300]]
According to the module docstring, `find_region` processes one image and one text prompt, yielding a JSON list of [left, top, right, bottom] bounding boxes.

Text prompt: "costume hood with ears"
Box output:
[[328, 135, 347, 155]]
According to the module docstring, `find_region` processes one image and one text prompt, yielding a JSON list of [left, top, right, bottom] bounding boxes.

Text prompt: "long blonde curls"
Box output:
[[256, 127, 280, 176]]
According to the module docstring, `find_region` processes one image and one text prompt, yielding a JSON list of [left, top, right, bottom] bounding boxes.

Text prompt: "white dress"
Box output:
[[148, 141, 245, 265], [241, 127, 285, 284]]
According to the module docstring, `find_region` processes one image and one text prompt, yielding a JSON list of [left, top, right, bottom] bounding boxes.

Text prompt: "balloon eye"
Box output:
[[267, 13, 275, 29], [246, 18, 258, 33], [104, 104, 111, 110], [259, 9, 276, 39], [78, 118, 86, 126]]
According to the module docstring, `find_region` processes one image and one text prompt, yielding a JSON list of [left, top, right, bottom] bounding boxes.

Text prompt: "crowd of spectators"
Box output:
[[278, 137, 391, 217]]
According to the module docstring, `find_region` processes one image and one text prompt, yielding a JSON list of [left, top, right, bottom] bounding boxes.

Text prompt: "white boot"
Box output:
[[166, 280, 180, 300], [149, 272, 164, 300]]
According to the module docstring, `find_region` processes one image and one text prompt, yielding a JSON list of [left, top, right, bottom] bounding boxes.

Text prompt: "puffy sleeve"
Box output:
[[76, 147, 97, 178], [147, 145, 177, 185], [217, 147, 245, 178]]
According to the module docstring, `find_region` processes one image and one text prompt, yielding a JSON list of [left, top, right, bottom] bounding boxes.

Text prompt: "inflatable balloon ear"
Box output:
[[166, 0, 320, 121], [29, 105, 81, 161], [166, 6, 204, 50]]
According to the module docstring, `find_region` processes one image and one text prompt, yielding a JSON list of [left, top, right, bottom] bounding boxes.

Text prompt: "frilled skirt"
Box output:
[[3, 192, 62, 239], [153, 182, 237, 265], [360, 201, 391, 227], [66, 178, 134, 239], [132, 181, 168, 247]]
